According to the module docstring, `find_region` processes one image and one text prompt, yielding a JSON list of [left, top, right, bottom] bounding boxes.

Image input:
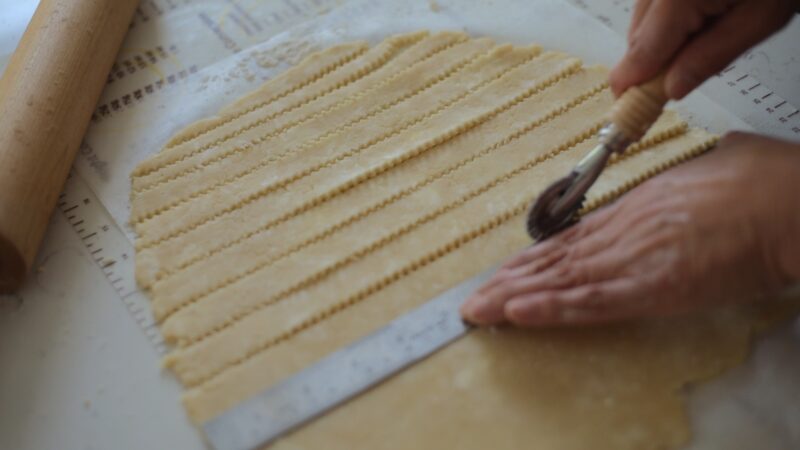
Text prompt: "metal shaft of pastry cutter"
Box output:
[[526, 73, 669, 240]]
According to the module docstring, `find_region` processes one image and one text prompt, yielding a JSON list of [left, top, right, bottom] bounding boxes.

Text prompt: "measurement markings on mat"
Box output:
[[58, 170, 166, 355]]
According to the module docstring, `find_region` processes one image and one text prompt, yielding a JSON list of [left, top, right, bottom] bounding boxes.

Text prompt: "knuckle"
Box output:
[[554, 263, 573, 281], [676, 62, 711, 86], [561, 246, 584, 268], [559, 260, 590, 287]]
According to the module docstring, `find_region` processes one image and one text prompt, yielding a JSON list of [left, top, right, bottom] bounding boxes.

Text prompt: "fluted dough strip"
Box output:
[[131, 36, 496, 224], [132, 40, 371, 177], [155, 70, 609, 308], [131, 32, 463, 200], [129, 33, 792, 449]]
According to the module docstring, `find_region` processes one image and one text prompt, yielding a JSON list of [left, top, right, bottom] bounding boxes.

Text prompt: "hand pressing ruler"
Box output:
[[57, 169, 167, 355], [203, 266, 496, 450]]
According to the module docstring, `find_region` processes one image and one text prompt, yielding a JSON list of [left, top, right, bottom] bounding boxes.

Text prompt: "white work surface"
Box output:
[[1, 1, 799, 449]]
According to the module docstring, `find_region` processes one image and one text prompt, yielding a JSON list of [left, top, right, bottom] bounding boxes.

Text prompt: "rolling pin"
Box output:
[[0, 0, 139, 293]]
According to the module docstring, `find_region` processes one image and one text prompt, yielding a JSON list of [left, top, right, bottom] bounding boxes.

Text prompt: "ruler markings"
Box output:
[[708, 63, 800, 138], [57, 169, 166, 355]]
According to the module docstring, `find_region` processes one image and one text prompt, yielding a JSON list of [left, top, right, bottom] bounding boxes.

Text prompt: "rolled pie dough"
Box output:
[[129, 31, 786, 449]]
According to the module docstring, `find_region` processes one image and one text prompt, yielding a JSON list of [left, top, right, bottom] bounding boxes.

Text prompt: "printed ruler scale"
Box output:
[[57, 170, 167, 355], [708, 64, 800, 140]]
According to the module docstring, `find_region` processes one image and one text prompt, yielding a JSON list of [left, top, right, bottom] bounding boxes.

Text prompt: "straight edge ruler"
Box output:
[[203, 266, 495, 450], [57, 169, 167, 355]]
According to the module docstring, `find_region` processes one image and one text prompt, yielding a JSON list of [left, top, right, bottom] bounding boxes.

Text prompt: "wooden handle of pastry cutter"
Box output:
[[608, 73, 668, 143], [0, 0, 139, 293]]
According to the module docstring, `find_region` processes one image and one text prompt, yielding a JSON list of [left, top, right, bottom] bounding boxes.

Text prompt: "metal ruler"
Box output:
[[56, 170, 167, 355], [203, 266, 495, 450]]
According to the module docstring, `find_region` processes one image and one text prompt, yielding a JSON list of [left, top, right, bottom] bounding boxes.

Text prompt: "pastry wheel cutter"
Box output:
[[526, 74, 669, 240]]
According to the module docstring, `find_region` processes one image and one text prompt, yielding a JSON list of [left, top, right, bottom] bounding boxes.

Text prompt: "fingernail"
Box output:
[[608, 69, 623, 98], [461, 294, 502, 325], [459, 294, 483, 323]]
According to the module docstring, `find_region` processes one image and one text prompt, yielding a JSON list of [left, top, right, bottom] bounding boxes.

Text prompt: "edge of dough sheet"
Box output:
[[161, 41, 372, 150]]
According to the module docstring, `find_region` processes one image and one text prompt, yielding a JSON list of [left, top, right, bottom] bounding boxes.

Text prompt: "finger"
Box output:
[[610, 0, 706, 96], [480, 245, 568, 294], [475, 200, 626, 300], [504, 278, 655, 327], [463, 225, 584, 324], [628, 0, 653, 43], [665, 0, 794, 99], [465, 243, 627, 326], [498, 239, 563, 272], [462, 199, 625, 325]]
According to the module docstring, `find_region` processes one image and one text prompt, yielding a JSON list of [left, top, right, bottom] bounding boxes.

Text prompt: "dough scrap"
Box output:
[[130, 32, 792, 449]]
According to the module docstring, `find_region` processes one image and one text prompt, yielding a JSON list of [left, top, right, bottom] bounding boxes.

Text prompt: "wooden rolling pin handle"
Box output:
[[608, 74, 669, 143], [0, 0, 139, 293]]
